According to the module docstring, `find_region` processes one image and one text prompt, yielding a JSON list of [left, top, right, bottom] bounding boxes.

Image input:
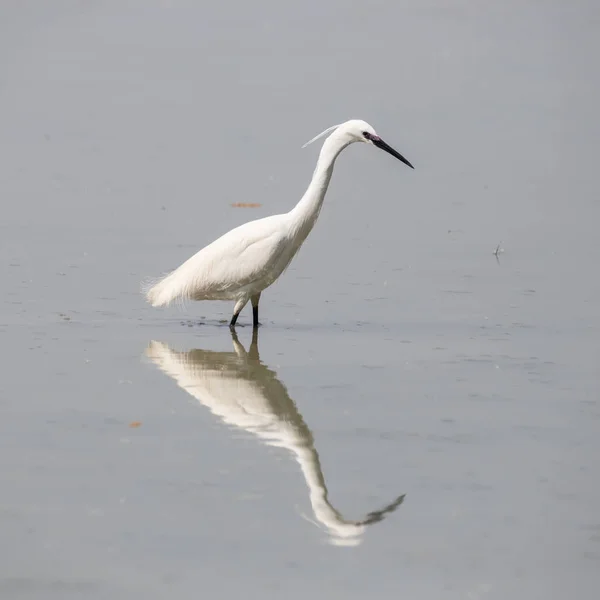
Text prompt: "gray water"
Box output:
[[1, 1, 599, 598]]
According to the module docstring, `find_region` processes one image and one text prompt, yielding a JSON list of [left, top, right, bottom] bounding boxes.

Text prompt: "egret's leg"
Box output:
[[251, 293, 261, 328], [230, 297, 249, 329]]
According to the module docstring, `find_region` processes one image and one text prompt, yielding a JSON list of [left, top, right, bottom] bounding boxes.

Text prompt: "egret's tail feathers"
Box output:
[[142, 271, 185, 307]]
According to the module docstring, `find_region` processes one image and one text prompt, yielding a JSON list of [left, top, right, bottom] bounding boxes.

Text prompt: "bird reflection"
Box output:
[[145, 330, 404, 546]]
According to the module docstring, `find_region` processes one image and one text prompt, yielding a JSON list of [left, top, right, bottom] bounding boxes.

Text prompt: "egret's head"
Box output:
[[340, 119, 379, 143], [302, 119, 414, 169]]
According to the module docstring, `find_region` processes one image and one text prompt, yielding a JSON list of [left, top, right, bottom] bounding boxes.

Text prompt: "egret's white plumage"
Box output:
[[145, 331, 404, 546], [144, 119, 413, 327]]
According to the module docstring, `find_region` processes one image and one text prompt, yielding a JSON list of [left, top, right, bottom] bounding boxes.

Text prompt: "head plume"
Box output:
[[301, 123, 342, 149]]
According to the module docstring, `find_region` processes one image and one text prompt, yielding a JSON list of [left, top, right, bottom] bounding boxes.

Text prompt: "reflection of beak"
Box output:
[[360, 493, 406, 525], [372, 136, 414, 169]]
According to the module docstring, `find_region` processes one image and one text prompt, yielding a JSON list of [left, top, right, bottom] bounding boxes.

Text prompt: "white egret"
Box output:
[[143, 119, 414, 328]]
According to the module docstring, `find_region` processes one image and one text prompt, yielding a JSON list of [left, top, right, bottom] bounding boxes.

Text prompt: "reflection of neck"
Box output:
[[291, 443, 367, 545], [256, 400, 367, 544]]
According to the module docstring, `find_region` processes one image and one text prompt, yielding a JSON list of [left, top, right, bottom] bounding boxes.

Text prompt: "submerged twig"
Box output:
[[493, 241, 504, 264]]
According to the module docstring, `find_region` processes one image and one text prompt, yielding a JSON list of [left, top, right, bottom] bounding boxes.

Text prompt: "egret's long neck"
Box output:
[[289, 133, 350, 238]]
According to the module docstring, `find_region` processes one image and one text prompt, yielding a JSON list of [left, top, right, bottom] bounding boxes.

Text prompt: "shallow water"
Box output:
[[1, 1, 599, 598]]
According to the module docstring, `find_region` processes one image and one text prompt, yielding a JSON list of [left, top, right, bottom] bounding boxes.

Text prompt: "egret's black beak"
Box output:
[[372, 137, 414, 169]]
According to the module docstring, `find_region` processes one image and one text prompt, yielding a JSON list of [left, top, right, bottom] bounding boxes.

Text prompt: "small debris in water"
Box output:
[[231, 202, 262, 208], [129, 421, 142, 428]]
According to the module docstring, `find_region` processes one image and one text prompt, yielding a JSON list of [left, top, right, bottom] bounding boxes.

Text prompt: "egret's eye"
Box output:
[[362, 131, 371, 140]]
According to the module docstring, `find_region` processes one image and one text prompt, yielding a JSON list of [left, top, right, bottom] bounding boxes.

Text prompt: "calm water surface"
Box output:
[[1, 1, 599, 598]]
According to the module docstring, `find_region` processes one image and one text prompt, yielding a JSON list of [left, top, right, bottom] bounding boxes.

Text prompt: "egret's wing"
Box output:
[[204, 220, 288, 292], [181, 215, 290, 296], [145, 214, 291, 306]]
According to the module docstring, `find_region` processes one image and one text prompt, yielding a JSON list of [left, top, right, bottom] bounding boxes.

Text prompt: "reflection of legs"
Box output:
[[249, 326, 259, 360], [251, 293, 261, 328], [230, 328, 242, 349], [229, 318, 260, 361], [230, 297, 249, 329]]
